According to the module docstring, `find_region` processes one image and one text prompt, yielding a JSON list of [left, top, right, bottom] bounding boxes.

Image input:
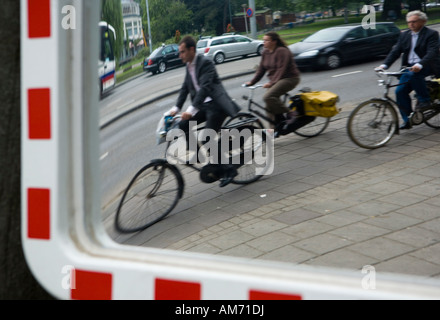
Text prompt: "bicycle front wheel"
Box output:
[[115, 159, 184, 233], [347, 99, 398, 149], [294, 116, 330, 138]]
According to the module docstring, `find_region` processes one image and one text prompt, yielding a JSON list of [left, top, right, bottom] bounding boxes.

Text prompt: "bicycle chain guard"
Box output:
[[200, 164, 222, 183]]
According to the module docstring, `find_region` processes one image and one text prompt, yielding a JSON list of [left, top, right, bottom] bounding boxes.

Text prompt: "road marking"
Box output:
[[116, 99, 135, 110], [100, 152, 109, 161], [107, 98, 122, 107], [166, 74, 183, 80], [332, 71, 363, 78]]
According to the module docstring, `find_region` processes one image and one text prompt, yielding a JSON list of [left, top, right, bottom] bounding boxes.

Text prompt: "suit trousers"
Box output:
[[178, 102, 227, 157], [178, 103, 237, 179], [396, 68, 432, 123]]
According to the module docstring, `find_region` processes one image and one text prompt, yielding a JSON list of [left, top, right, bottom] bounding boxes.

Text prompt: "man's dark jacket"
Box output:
[[176, 54, 240, 117], [383, 26, 440, 77]]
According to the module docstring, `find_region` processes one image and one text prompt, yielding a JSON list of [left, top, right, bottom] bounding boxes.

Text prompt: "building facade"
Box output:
[[121, 0, 144, 60]]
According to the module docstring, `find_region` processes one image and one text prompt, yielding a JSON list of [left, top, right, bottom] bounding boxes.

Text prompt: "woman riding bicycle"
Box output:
[[245, 32, 301, 129]]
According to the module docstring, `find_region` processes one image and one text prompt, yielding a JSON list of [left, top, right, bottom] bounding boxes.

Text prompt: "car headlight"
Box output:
[[298, 50, 319, 58]]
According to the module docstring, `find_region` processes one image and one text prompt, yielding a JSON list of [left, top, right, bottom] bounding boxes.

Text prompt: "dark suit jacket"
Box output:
[[383, 26, 440, 77], [176, 54, 240, 117]]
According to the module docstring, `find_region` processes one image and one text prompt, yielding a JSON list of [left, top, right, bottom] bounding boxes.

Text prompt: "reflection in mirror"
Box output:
[[98, 1, 440, 281]]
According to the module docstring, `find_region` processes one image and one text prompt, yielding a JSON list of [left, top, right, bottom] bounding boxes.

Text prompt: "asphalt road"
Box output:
[[100, 21, 440, 233]]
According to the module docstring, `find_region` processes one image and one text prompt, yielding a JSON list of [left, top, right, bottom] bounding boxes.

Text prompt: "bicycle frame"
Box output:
[[376, 68, 440, 126], [377, 73, 400, 104], [374, 71, 404, 133], [242, 85, 277, 125], [163, 116, 264, 173]]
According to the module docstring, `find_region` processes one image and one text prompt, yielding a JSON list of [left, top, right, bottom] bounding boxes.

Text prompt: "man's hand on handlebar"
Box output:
[[243, 82, 271, 88], [409, 65, 422, 73], [180, 112, 193, 120]]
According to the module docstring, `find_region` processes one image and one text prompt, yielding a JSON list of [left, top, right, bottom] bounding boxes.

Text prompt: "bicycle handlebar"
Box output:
[[242, 83, 264, 90], [374, 67, 412, 77]]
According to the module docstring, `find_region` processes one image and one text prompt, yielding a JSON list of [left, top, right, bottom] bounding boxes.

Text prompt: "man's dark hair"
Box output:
[[179, 36, 196, 49]]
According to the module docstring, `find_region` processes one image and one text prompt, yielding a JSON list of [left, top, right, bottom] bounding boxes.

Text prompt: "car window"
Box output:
[[346, 27, 366, 39], [149, 47, 162, 58], [303, 28, 349, 42], [235, 36, 251, 43], [223, 37, 236, 44], [211, 39, 224, 46], [197, 40, 208, 49], [162, 46, 173, 55], [368, 24, 389, 36]]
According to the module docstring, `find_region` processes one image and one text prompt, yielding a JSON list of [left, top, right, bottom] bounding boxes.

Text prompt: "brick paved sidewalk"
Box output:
[[108, 108, 440, 280]]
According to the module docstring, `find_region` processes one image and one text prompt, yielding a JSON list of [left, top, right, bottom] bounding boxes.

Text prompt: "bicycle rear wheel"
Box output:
[[221, 125, 273, 185], [115, 159, 184, 233], [293, 116, 330, 137], [424, 105, 440, 129], [347, 99, 398, 149]]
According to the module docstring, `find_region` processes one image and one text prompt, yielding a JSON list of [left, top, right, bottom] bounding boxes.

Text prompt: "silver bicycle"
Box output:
[[347, 69, 440, 149]]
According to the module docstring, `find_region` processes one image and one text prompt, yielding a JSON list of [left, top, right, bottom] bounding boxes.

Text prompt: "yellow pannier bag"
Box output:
[[300, 91, 339, 118]]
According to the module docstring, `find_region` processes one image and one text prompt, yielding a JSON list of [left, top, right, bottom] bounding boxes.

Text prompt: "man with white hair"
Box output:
[[378, 10, 440, 129]]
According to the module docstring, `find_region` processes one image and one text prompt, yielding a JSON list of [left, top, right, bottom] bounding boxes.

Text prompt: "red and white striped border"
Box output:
[[21, 0, 306, 300], [20, 0, 440, 300]]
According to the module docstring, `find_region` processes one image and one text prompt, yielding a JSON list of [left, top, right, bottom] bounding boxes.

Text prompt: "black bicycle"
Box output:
[[114, 113, 273, 233], [347, 69, 440, 149], [223, 84, 331, 138]]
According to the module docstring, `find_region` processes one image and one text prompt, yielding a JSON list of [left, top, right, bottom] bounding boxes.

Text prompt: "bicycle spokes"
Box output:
[[347, 100, 398, 149]]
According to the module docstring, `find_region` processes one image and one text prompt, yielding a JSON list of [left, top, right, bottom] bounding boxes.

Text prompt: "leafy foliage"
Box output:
[[101, 0, 125, 62]]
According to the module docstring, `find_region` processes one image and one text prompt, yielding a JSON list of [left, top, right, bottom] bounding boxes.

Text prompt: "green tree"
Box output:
[[140, 0, 193, 46], [255, 0, 296, 11], [101, 0, 124, 62], [408, 0, 423, 11], [382, 0, 402, 20]]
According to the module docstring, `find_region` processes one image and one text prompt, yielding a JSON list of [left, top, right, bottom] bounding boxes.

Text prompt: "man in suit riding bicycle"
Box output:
[[168, 36, 241, 187], [377, 10, 440, 129]]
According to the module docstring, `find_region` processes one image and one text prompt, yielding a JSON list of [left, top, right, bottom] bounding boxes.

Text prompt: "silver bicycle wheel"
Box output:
[[347, 99, 398, 149], [294, 116, 330, 137], [115, 159, 184, 233]]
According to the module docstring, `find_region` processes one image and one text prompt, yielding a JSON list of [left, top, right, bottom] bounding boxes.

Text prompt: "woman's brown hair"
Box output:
[[265, 31, 287, 48]]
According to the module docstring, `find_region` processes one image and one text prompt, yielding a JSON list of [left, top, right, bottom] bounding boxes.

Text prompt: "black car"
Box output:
[[143, 44, 184, 74], [289, 22, 401, 70]]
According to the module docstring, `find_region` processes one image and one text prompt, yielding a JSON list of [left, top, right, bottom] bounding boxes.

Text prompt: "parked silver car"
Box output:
[[197, 35, 264, 64]]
